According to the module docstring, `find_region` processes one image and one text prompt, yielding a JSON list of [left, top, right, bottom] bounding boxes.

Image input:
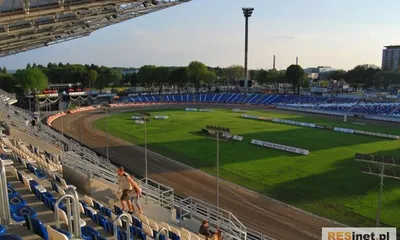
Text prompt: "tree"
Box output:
[[169, 67, 189, 92], [256, 69, 268, 86], [249, 69, 260, 81], [226, 65, 244, 87], [267, 69, 281, 91], [0, 73, 16, 92], [187, 61, 209, 92], [137, 65, 157, 87], [87, 70, 98, 89], [285, 64, 304, 95], [95, 72, 112, 92], [328, 70, 346, 81], [153, 67, 170, 94], [26, 63, 32, 69], [2, 67, 7, 74], [109, 71, 123, 86], [14, 68, 48, 93], [344, 64, 380, 88]]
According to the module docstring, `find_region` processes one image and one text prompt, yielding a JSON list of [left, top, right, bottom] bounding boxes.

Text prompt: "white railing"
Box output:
[[177, 196, 247, 240], [139, 178, 174, 210]]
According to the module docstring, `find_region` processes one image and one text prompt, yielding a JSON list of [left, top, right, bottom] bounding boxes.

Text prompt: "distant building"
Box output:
[[382, 45, 400, 71], [304, 66, 336, 80]]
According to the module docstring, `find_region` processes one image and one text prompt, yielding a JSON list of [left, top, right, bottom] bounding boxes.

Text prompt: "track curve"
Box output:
[[51, 104, 343, 240]]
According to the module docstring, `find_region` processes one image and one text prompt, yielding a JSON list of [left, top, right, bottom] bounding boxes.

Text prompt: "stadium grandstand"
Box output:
[[0, 0, 190, 57], [116, 93, 400, 122], [1, 1, 400, 240]]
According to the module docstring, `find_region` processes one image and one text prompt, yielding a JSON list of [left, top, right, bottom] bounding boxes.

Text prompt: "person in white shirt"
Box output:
[[117, 167, 143, 214]]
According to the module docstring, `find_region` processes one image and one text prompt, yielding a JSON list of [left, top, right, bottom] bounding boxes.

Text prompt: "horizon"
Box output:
[[1, 0, 400, 71]]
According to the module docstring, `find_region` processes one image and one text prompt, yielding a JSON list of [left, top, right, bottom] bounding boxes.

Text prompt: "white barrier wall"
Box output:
[[154, 116, 169, 119], [251, 139, 310, 155], [272, 118, 316, 128], [233, 135, 243, 141], [185, 108, 198, 111], [132, 116, 144, 120]]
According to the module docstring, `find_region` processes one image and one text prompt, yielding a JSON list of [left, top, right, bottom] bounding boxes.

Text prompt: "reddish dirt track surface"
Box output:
[[50, 104, 359, 240]]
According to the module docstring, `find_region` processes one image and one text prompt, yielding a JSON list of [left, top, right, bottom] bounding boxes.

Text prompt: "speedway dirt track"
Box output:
[[51, 104, 347, 240]]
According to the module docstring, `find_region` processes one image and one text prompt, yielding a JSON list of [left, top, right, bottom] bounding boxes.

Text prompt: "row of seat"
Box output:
[[117, 93, 400, 116]]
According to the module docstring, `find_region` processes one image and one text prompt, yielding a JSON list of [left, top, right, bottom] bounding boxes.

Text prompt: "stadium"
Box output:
[[1, 1, 400, 240]]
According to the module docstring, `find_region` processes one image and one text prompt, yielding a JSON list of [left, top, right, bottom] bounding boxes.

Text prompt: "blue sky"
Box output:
[[1, 0, 400, 70]]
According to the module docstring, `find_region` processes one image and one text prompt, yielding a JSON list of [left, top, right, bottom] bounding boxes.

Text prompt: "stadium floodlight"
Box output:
[[206, 125, 231, 210], [103, 105, 110, 162], [242, 7, 254, 98], [355, 153, 400, 227], [140, 112, 152, 203]]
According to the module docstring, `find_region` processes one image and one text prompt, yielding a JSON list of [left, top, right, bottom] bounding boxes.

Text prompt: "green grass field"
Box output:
[[94, 109, 400, 228]]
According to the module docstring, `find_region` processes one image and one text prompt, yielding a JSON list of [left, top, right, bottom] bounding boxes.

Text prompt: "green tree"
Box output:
[[15, 68, 48, 93], [344, 64, 380, 88], [26, 63, 32, 69], [138, 65, 157, 87], [285, 64, 304, 95], [169, 67, 189, 92], [328, 70, 347, 81], [153, 67, 170, 94], [110, 71, 123, 86], [226, 65, 244, 87], [256, 69, 268, 86], [0, 73, 16, 92], [267, 69, 281, 91], [249, 69, 260, 81], [187, 61, 209, 92], [2, 67, 7, 74], [95, 72, 112, 92], [87, 70, 98, 89]]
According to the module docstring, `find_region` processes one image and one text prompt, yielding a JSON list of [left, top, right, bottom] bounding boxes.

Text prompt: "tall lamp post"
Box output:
[[206, 125, 231, 210], [242, 7, 254, 98], [105, 106, 109, 161], [140, 112, 151, 203], [355, 153, 400, 227]]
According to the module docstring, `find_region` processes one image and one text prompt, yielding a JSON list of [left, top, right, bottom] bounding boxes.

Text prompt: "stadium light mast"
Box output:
[[105, 106, 109, 161], [355, 154, 400, 227], [242, 7, 254, 98], [206, 125, 231, 210], [140, 112, 151, 203]]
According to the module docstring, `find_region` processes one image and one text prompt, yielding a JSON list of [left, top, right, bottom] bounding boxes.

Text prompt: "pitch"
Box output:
[[94, 108, 400, 228]]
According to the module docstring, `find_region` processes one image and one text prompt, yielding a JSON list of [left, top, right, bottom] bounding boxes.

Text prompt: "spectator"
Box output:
[[129, 173, 143, 215], [199, 220, 214, 240], [213, 229, 223, 240], [117, 167, 136, 214]]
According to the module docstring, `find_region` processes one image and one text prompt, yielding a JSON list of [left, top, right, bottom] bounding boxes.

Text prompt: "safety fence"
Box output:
[[176, 196, 247, 240]]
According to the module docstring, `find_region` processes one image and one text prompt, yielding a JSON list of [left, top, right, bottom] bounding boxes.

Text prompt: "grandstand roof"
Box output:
[[0, 0, 191, 58]]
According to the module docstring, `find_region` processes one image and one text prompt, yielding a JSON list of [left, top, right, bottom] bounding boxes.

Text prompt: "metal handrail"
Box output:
[[54, 187, 82, 238], [0, 159, 11, 227], [113, 212, 132, 240], [156, 227, 169, 240]]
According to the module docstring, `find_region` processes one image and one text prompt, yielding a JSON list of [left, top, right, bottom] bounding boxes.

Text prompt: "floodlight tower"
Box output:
[[355, 154, 400, 227], [206, 125, 231, 210], [140, 111, 151, 203], [242, 7, 254, 98]]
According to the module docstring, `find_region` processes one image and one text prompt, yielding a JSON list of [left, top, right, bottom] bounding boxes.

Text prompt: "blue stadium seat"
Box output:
[[9, 195, 27, 212], [11, 205, 37, 222], [7, 186, 17, 198], [0, 234, 23, 240], [24, 215, 48, 240], [0, 225, 5, 235], [81, 226, 100, 240]]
